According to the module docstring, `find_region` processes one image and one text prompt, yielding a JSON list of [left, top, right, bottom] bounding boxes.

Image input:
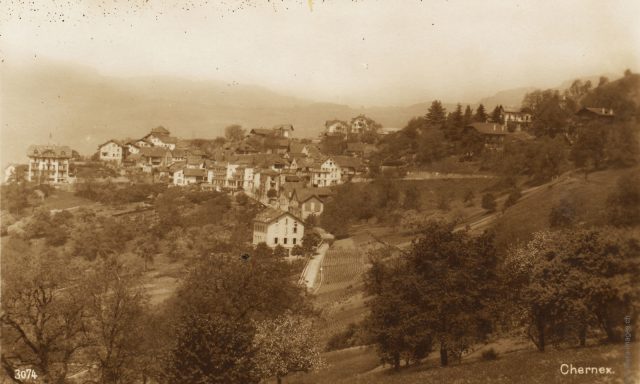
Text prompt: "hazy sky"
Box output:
[[1, 0, 639, 106]]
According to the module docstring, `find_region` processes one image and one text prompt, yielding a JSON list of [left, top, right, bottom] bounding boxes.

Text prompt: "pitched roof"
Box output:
[[158, 136, 178, 144], [325, 119, 349, 128], [98, 139, 125, 148], [290, 187, 333, 203], [250, 128, 274, 136], [27, 145, 73, 159], [183, 168, 207, 177], [333, 155, 364, 169], [305, 145, 323, 159], [171, 149, 189, 158], [465, 123, 509, 135], [151, 126, 171, 135], [288, 142, 307, 153], [254, 208, 302, 224], [577, 107, 615, 117], [273, 124, 294, 131], [140, 147, 170, 157], [186, 155, 204, 165]]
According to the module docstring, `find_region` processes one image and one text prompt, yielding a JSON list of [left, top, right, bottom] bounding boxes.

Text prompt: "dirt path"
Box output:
[[300, 242, 330, 291]]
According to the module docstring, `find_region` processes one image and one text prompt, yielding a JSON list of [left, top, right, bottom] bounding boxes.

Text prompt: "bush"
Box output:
[[549, 198, 577, 228], [463, 189, 475, 206], [481, 193, 497, 212], [326, 323, 367, 351], [606, 170, 640, 227], [503, 188, 522, 209], [291, 245, 304, 256], [481, 348, 498, 361]]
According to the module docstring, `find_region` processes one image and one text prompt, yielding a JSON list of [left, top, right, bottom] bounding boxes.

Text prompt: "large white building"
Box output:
[[253, 208, 304, 250], [27, 145, 73, 183], [98, 140, 125, 163], [311, 158, 341, 187]]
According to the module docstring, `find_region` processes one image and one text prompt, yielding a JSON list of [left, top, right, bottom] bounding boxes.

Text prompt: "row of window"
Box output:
[[274, 237, 297, 245]]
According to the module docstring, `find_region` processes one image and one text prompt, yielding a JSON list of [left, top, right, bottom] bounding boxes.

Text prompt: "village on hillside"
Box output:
[[1, 0, 639, 379]]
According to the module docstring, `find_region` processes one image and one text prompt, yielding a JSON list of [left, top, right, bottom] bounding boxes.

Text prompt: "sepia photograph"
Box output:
[[0, 1, 639, 383]]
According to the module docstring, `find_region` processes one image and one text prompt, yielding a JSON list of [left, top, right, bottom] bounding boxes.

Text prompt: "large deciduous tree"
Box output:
[[252, 315, 322, 384], [364, 222, 500, 368], [224, 124, 246, 142]]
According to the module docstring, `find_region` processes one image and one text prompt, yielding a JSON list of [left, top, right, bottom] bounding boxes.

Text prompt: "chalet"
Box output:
[[464, 123, 533, 151], [288, 188, 329, 220], [252, 208, 304, 251], [98, 140, 125, 163], [501, 107, 532, 132], [139, 147, 173, 171], [142, 127, 178, 150], [350, 115, 369, 134], [273, 124, 294, 138], [324, 120, 349, 136], [575, 107, 615, 121], [333, 156, 365, 181], [310, 158, 341, 187], [27, 145, 73, 183]]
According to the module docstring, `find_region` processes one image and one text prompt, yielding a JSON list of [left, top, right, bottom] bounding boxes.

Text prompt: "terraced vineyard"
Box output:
[[315, 243, 372, 343]]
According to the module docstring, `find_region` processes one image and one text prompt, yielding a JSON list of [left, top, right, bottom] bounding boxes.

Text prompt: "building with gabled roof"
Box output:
[[27, 145, 73, 183], [288, 187, 332, 220], [98, 139, 126, 163], [575, 107, 615, 121], [253, 208, 304, 250]]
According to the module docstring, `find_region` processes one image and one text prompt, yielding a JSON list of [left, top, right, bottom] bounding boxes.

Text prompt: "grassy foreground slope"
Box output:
[[288, 342, 638, 384]]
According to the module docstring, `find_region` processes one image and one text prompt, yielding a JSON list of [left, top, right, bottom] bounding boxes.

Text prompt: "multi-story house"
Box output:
[[142, 126, 178, 150], [98, 140, 125, 163], [310, 158, 341, 187], [324, 120, 349, 136], [288, 188, 329, 220], [27, 145, 73, 183], [501, 107, 532, 132], [139, 147, 173, 172], [207, 162, 228, 191], [173, 167, 207, 186], [252, 208, 304, 251]]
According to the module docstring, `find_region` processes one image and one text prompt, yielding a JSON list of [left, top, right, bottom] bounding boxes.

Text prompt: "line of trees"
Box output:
[[362, 221, 639, 370]]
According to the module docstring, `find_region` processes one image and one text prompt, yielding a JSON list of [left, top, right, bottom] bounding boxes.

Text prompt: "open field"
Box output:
[[287, 341, 639, 384]]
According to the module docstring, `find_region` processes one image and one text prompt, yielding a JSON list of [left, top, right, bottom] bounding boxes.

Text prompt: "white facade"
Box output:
[[311, 158, 341, 187], [253, 212, 304, 250], [27, 146, 72, 184], [127, 144, 140, 154], [146, 134, 176, 150], [99, 141, 124, 163]]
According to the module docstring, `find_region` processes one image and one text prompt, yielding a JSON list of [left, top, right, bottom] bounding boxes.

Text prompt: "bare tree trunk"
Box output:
[[440, 343, 448, 367]]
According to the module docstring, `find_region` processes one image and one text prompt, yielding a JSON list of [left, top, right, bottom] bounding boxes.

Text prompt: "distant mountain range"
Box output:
[[0, 60, 614, 167]]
